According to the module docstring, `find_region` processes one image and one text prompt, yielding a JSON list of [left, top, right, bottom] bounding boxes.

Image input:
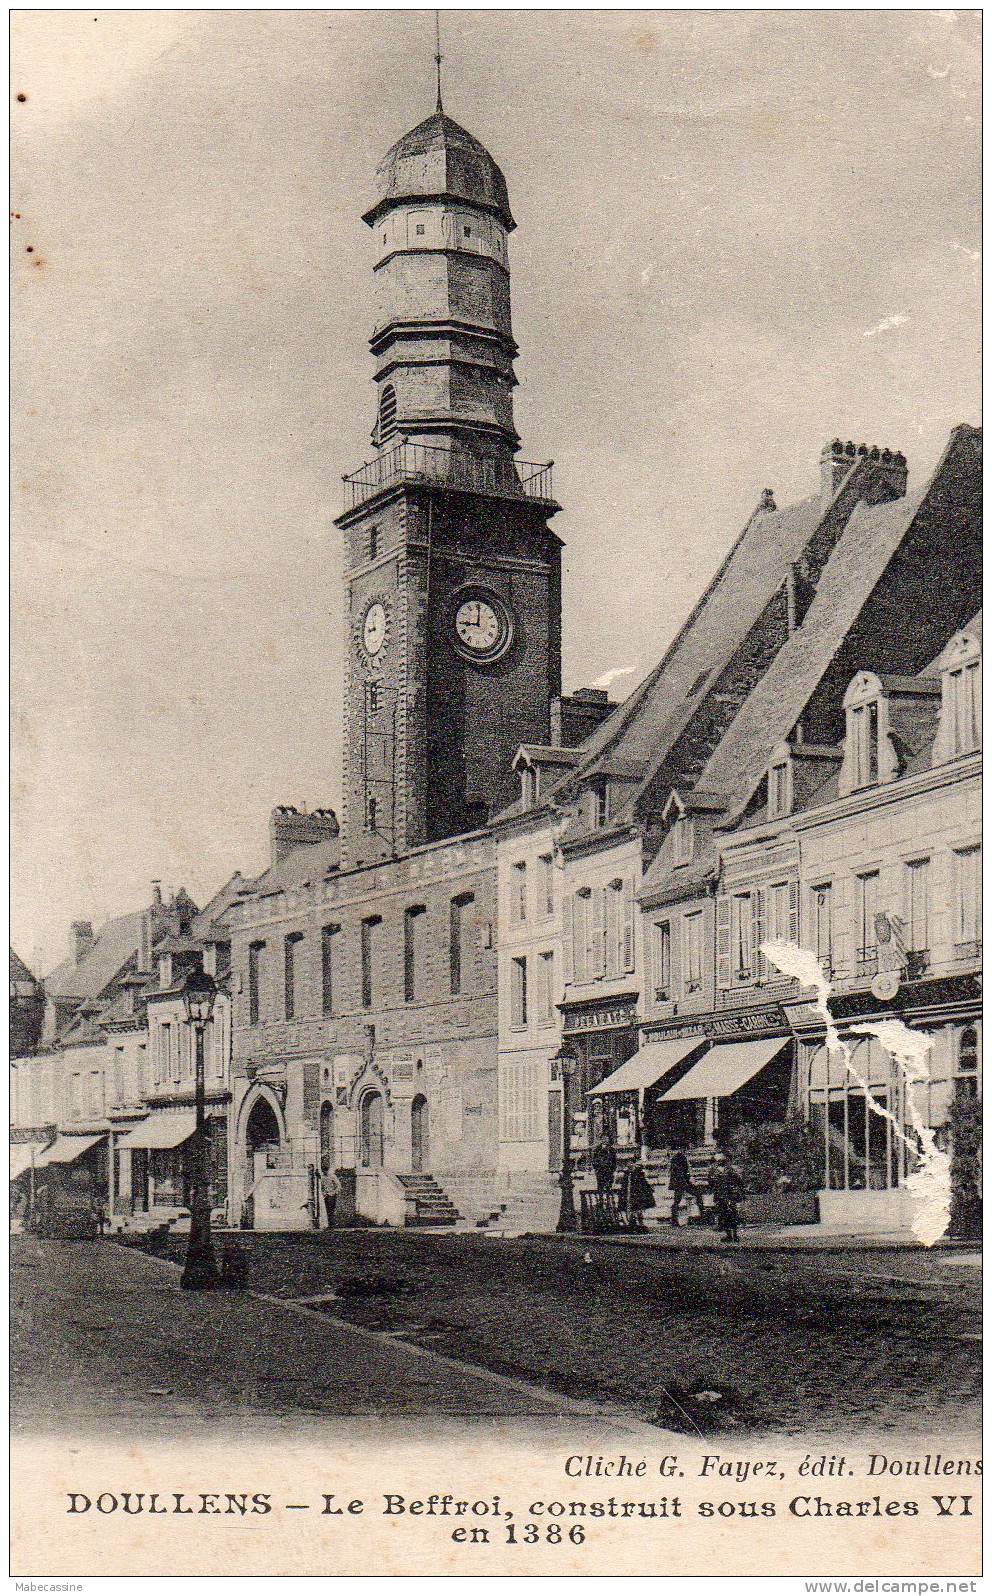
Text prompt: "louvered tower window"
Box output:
[[377, 383, 397, 444]]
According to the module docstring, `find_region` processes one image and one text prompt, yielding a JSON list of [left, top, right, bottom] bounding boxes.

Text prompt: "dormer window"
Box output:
[[768, 753, 792, 819], [591, 778, 609, 828], [840, 672, 894, 794], [934, 629, 981, 762], [520, 766, 537, 810], [673, 816, 694, 867]]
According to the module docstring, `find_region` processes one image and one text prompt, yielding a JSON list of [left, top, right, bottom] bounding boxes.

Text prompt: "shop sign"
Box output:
[[563, 1001, 638, 1034], [645, 1006, 784, 1041]]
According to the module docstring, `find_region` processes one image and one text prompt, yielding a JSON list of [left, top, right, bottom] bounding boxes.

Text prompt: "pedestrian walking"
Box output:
[[591, 1135, 617, 1196], [622, 1160, 656, 1231], [668, 1145, 702, 1226], [708, 1151, 745, 1243], [320, 1158, 342, 1229]]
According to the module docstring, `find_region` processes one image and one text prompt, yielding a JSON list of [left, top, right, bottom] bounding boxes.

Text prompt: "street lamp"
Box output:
[[553, 1044, 580, 1234], [180, 966, 219, 1290]]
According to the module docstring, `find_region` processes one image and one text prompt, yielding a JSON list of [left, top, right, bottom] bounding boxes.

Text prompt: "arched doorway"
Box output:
[[360, 1091, 384, 1169], [244, 1095, 281, 1216], [319, 1100, 334, 1168], [411, 1094, 429, 1172]]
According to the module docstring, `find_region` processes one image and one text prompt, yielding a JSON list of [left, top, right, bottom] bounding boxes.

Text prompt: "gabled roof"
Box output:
[[702, 425, 981, 822], [44, 911, 148, 1002]]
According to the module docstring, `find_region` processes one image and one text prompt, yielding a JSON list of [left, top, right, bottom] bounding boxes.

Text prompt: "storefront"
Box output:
[[116, 1109, 228, 1220], [558, 997, 639, 1166]]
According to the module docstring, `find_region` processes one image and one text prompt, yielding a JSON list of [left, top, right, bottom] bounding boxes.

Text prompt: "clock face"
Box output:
[[453, 592, 512, 662], [362, 601, 387, 657]]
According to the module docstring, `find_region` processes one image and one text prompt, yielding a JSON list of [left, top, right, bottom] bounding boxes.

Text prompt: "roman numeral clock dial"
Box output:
[[451, 589, 513, 663]]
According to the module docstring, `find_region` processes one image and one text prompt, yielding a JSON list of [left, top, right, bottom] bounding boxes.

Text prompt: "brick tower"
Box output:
[[336, 105, 562, 865]]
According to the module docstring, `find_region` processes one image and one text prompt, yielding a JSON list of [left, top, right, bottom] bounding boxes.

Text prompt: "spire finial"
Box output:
[[434, 9, 443, 113]]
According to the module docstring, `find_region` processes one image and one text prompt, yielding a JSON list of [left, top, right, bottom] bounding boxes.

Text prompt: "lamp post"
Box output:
[[180, 966, 219, 1291], [554, 1044, 580, 1234]]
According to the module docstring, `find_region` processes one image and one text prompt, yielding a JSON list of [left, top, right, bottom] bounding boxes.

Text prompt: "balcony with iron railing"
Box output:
[[341, 441, 556, 514]]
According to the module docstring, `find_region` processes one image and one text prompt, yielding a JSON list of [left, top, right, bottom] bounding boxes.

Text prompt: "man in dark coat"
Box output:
[[668, 1145, 700, 1227], [709, 1151, 745, 1243], [591, 1137, 617, 1196]]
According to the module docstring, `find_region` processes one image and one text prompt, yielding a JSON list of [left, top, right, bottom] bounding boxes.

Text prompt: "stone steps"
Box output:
[[395, 1173, 462, 1229]]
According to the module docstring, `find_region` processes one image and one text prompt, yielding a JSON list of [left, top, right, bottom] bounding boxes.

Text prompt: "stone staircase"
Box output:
[[476, 1173, 563, 1236], [395, 1173, 462, 1229]]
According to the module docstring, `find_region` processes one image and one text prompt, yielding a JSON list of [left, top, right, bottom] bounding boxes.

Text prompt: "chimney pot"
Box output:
[[70, 920, 94, 964]]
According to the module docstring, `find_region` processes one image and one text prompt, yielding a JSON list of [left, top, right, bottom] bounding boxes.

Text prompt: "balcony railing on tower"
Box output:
[[342, 441, 555, 513]]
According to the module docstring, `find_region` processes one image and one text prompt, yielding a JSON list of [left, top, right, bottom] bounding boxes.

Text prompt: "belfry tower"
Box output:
[[336, 103, 562, 865]]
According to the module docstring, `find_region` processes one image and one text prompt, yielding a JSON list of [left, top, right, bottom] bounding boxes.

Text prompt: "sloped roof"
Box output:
[[364, 110, 514, 230], [189, 872, 248, 940], [44, 911, 147, 1001], [10, 949, 37, 986], [702, 426, 981, 817], [555, 492, 823, 798]]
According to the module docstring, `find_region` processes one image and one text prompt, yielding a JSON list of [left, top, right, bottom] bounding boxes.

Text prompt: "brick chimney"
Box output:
[[70, 920, 94, 964], [270, 804, 340, 867], [551, 689, 614, 749], [821, 438, 908, 509]]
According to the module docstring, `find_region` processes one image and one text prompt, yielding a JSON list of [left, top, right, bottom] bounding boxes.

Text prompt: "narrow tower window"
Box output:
[[377, 384, 397, 444]]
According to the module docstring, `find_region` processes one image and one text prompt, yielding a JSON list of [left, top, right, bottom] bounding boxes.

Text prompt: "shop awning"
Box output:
[[588, 1037, 705, 1096], [115, 1113, 197, 1151], [659, 1037, 788, 1101], [34, 1132, 106, 1167], [9, 1144, 45, 1180]]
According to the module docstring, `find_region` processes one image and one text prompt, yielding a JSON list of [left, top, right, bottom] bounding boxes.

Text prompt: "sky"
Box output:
[[10, 8, 981, 975]]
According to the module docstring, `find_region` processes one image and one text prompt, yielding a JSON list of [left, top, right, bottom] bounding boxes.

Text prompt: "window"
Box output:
[[850, 701, 879, 787], [591, 778, 609, 828], [521, 767, 537, 809], [377, 383, 397, 443], [512, 861, 527, 922], [769, 761, 790, 817], [538, 951, 555, 1025], [113, 1047, 124, 1105], [154, 1023, 167, 1085], [89, 1069, 102, 1118], [365, 793, 378, 833], [956, 1026, 979, 1099], [367, 681, 380, 716], [768, 882, 790, 944], [404, 905, 427, 1003], [682, 912, 703, 995], [321, 924, 340, 1016], [137, 1043, 148, 1095], [953, 847, 982, 947], [284, 932, 303, 1020], [170, 1023, 181, 1083], [463, 223, 472, 238], [499, 1058, 540, 1142], [415, 223, 425, 236], [510, 956, 528, 1027], [948, 663, 981, 755], [449, 893, 474, 996], [538, 853, 555, 918], [653, 920, 671, 1000], [212, 1011, 224, 1079], [572, 890, 589, 984], [369, 524, 379, 560], [248, 942, 265, 1026], [904, 860, 930, 965], [361, 916, 381, 1008], [857, 873, 880, 965], [674, 816, 694, 866], [70, 1072, 82, 1121], [812, 884, 833, 970], [731, 893, 753, 981]]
